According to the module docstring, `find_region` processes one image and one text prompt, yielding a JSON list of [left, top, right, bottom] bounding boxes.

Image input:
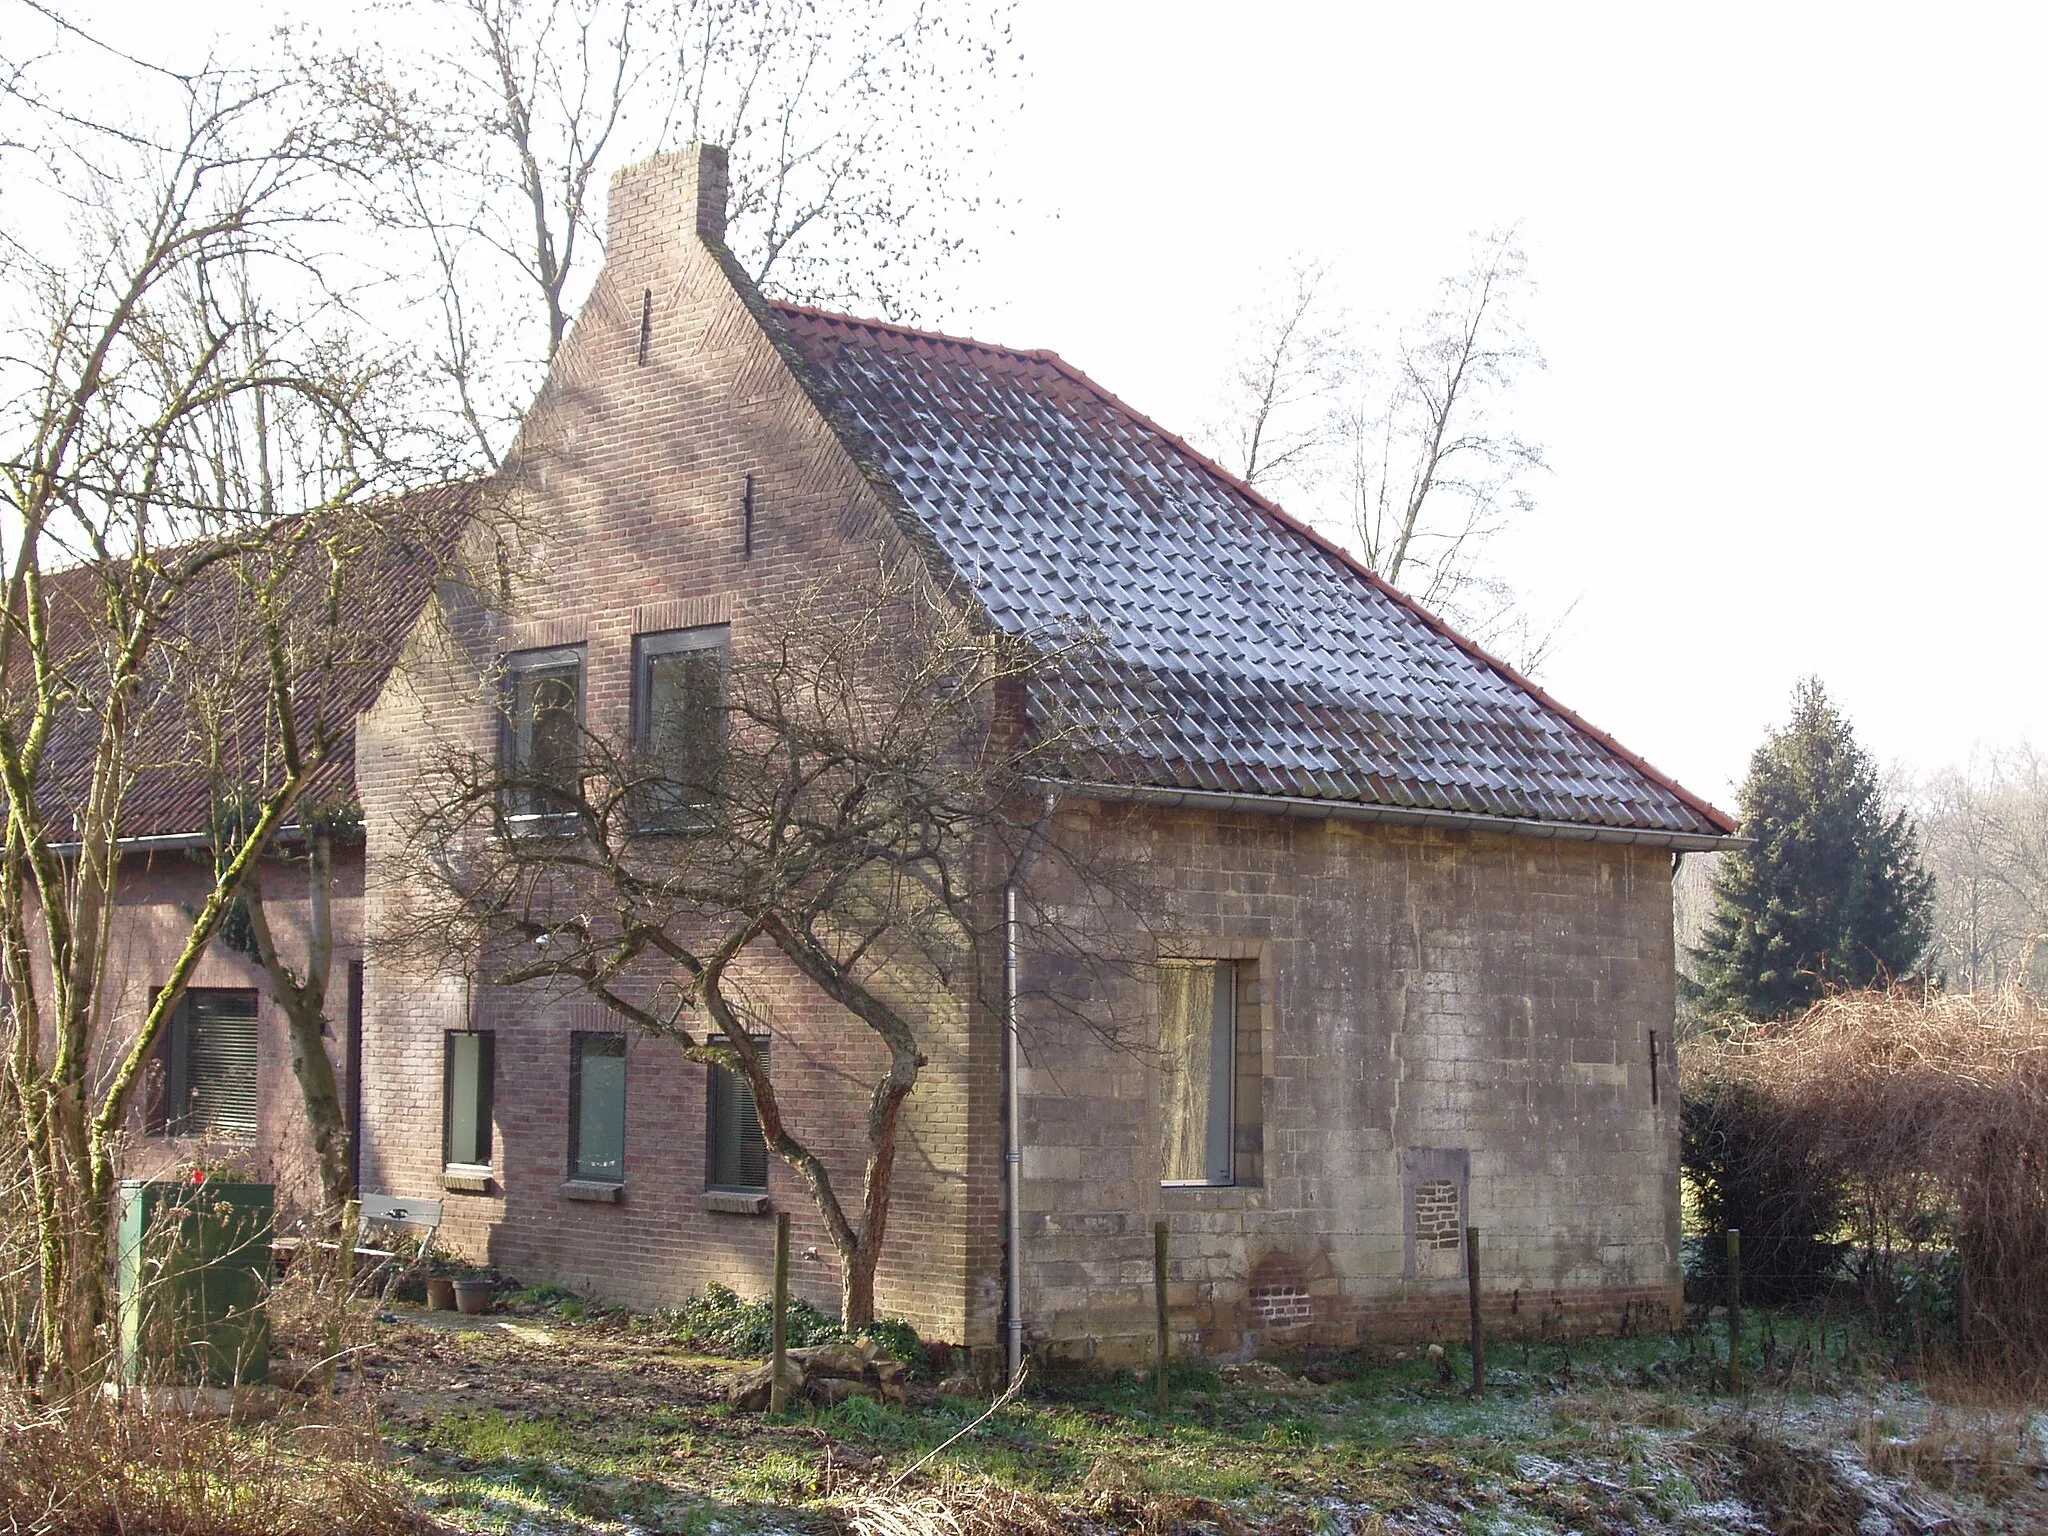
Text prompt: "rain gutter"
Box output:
[[1036, 780, 1742, 852], [49, 826, 312, 858]]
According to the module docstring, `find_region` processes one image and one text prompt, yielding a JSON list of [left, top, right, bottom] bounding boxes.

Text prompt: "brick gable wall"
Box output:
[[354, 147, 999, 1341]]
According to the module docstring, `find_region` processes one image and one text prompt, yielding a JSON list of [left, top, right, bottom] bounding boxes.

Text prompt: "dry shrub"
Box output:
[[843, 1483, 1085, 1536], [1684, 989, 2048, 1371], [0, 1387, 436, 1536], [1689, 1421, 1867, 1536], [1556, 1386, 1702, 1433], [844, 1472, 1248, 1536], [1866, 1406, 2044, 1504], [262, 1234, 386, 1392], [0, 1090, 425, 1534]]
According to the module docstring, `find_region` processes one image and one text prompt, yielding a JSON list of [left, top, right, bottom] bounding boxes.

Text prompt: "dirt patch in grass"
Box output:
[[370, 1308, 735, 1429], [357, 1308, 2048, 1535]]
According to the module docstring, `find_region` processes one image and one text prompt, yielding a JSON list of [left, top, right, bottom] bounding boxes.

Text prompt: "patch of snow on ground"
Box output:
[[1681, 1498, 1768, 1533]]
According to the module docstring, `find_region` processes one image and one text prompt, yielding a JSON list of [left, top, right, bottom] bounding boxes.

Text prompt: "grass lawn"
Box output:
[[344, 1296, 2048, 1535]]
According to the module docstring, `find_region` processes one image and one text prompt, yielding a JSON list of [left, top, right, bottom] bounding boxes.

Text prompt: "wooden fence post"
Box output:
[[1154, 1220, 1170, 1415], [1727, 1228, 1742, 1394], [771, 1211, 791, 1414], [1466, 1225, 1485, 1399]]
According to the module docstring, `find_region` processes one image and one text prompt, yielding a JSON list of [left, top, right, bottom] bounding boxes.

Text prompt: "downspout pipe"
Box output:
[[1003, 791, 1057, 1387], [1004, 881, 1023, 1385]]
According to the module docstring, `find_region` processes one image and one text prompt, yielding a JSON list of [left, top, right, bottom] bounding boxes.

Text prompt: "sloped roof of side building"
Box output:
[[24, 481, 481, 842], [768, 301, 1735, 845]]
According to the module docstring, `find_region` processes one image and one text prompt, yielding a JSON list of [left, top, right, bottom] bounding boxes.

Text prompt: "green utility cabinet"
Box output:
[[116, 1178, 273, 1386]]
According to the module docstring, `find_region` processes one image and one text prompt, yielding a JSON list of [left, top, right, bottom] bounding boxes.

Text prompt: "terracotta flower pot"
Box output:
[[426, 1277, 457, 1311], [452, 1279, 493, 1316]]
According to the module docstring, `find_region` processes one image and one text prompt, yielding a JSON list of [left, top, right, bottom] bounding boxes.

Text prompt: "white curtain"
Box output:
[[1159, 962, 1219, 1182]]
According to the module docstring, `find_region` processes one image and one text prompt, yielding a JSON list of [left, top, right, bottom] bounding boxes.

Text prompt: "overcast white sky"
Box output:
[[950, 2, 2048, 810], [28, 2, 2048, 809]]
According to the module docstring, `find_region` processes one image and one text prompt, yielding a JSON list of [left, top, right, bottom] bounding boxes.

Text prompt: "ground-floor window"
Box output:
[[569, 1032, 627, 1183], [706, 1039, 769, 1191], [443, 1030, 495, 1170], [1158, 959, 1237, 1186], [150, 987, 260, 1138]]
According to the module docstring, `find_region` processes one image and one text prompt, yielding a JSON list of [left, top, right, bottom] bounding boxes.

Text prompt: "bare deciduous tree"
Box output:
[[0, 19, 449, 1383], [1342, 229, 1545, 627], [1914, 745, 2048, 994], [330, 0, 1016, 466], [392, 558, 1148, 1327], [1202, 258, 1350, 492], [1203, 230, 1555, 665], [233, 806, 365, 1211]]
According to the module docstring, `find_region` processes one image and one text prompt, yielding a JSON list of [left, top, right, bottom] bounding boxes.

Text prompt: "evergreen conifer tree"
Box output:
[[1691, 678, 1934, 1020]]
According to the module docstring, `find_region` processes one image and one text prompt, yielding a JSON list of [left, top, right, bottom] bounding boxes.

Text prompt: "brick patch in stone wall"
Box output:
[[1415, 1181, 1462, 1251], [1248, 1284, 1313, 1327], [1403, 1146, 1471, 1281]]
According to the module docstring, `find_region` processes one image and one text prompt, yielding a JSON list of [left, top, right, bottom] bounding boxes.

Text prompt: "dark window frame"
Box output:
[[705, 1036, 770, 1192], [568, 1031, 628, 1185], [442, 1030, 496, 1170], [148, 986, 261, 1139], [630, 625, 730, 831], [499, 644, 587, 829]]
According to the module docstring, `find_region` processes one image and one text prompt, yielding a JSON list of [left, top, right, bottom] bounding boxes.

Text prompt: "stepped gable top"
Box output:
[[28, 480, 481, 843], [767, 301, 1735, 842]]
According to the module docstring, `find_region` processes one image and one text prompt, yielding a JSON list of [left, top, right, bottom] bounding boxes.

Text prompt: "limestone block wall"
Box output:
[[1015, 803, 1682, 1362]]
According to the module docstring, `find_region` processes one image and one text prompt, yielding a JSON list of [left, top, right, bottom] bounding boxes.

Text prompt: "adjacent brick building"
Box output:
[[102, 143, 1737, 1365]]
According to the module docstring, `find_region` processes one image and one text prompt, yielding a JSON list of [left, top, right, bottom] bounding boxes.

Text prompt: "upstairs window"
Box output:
[[569, 1032, 627, 1184], [150, 988, 260, 1138], [706, 1039, 769, 1191], [633, 626, 729, 827], [1158, 960, 1237, 1186], [443, 1031, 495, 1170], [501, 647, 584, 824]]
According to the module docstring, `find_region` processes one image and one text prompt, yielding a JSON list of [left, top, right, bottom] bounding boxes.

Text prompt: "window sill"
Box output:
[[561, 1180, 624, 1203], [1159, 1182, 1263, 1206], [153, 1128, 257, 1142], [701, 1189, 770, 1216], [626, 813, 719, 837], [505, 812, 582, 840], [443, 1164, 494, 1194]]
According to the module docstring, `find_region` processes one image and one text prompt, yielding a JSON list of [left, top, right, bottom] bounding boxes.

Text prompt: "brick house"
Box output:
[[100, 143, 1737, 1364], [35, 487, 473, 1212], [32, 487, 473, 1212]]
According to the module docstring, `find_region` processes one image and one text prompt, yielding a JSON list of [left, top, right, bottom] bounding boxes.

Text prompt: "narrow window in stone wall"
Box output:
[[500, 646, 585, 825], [1158, 959, 1236, 1186], [150, 988, 259, 1138], [706, 1039, 770, 1191], [632, 625, 729, 829], [569, 1032, 627, 1184], [443, 1031, 495, 1171]]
